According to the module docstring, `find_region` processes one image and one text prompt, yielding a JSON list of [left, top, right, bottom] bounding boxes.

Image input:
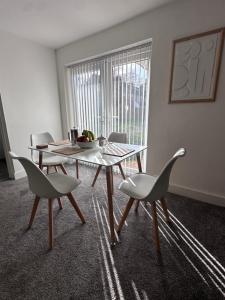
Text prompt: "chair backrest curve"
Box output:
[[9, 152, 58, 198], [108, 132, 127, 144], [147, 148, 186, 202], [30, 132, 54, 162]]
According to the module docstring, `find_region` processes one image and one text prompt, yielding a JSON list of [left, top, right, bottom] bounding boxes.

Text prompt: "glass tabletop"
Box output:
[[29, 143, 147, 167]]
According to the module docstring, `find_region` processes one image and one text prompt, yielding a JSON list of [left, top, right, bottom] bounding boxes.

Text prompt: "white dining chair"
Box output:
[[117, 148, 186, 252], [91, 132, 127, 187], [9, 152, 85, 249], [30, 132, 79, 178]]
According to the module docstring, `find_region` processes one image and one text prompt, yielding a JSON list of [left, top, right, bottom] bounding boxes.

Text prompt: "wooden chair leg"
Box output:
[[54, 166, 58, 172], [111, 167, 114, 195], [118, 162, 125, 179], [57, 198, 63, 210], [91, 165, 102, 187], [106, 166, 116, 244], [47, 166, 49, 174], [151, 201, 160, 252], [28, 196, 40, 229], [135, 200, 140, 212], [48, 198, 53, 249], [160, 197, 170, 223], [67, 193, 85, 223], [117, 198, 135, 233], [59, 164, 68, 175], [76, 160, 79, 179]]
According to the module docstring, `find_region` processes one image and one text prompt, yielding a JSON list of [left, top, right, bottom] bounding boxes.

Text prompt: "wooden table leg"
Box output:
[[136, 152, 142, 172], [106, 166, 116, 245], [135, 152, 142, 212], [39, 151, 43, 170], [91, 165, 102, 187], [111, 166, 114, 195], [76, 160, 79, 179], [48, 198, 53, 250]]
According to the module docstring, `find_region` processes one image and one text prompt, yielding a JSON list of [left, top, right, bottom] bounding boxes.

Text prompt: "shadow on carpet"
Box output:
[[0, 164, 225, 299]]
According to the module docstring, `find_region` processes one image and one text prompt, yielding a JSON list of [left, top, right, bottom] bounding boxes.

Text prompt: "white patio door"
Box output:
[[69, 42, 151, 173]]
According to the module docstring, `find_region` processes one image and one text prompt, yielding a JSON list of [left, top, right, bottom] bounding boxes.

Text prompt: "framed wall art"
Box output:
[[169, 28, 224, 103]]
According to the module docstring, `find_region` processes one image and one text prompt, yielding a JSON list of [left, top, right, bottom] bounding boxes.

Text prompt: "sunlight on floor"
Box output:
[[92, 193, 124, 300], [153, 201, 225, 297], [89, 177, 225, 299]]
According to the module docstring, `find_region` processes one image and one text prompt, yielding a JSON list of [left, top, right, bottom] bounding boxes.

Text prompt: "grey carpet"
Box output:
[[0, 164, 225, 300]]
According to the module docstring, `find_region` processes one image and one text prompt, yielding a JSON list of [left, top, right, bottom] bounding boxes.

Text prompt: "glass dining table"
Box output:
[[29, 142, 147, 245]]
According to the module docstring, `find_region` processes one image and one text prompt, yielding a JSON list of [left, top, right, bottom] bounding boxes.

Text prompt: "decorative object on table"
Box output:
[[77, 129, 97, 148], [97, 134, 106, 147], [36, 144, 48, 149], [97, 115, 107, 147], [169, 28, 224, 103], [82, 130, 95, 141], [77, 140, 98, 149], [70, 127, 79, 145]]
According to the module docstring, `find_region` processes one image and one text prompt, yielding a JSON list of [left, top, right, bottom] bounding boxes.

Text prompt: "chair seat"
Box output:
[[119, 173, 157, 200], [47, 173, 81, 196], [35, 156, 68, 166]]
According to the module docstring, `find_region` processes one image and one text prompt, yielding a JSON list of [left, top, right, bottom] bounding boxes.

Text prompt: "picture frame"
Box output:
[[169, 28, 224, 104]]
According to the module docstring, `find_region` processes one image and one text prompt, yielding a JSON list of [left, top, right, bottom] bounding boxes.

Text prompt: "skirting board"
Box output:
[[169, 184, 225, 208]]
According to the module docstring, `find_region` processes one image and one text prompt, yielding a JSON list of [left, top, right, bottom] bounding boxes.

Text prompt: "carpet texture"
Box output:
[[0, 164, 224, 300]]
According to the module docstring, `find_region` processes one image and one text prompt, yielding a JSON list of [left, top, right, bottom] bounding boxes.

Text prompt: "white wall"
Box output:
[[56, 0, 225, 206], [0, 30, 62, 179]]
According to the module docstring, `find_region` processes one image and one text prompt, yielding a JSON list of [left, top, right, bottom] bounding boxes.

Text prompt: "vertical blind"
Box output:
[[69, 42, 151, 172]]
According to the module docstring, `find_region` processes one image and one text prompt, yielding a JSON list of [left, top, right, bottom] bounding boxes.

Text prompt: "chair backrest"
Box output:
[[147, 148, 186, 202], [108, 132, 127, 144], [30, 132, 54, 162], [9, 152, 58, 198]]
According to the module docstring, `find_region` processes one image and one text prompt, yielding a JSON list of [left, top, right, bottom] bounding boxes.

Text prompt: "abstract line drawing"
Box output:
[[169, 28, 224, 103]]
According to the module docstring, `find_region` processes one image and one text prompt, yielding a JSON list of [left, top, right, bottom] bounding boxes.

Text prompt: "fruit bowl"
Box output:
[[77, 140, 98, 149]]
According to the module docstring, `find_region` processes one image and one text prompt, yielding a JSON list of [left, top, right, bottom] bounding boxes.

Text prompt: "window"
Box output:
[[68, 42, 151, 173]]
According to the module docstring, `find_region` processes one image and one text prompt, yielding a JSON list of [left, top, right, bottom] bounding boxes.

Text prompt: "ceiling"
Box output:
[[0, 0, 176, 49]]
